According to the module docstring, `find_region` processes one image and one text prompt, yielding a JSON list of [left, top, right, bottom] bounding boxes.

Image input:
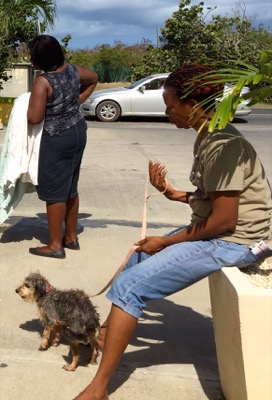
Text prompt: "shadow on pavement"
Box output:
[[0, 213, 90, 243], [108, 298, 225, 400], [0, 214, 179, 243]]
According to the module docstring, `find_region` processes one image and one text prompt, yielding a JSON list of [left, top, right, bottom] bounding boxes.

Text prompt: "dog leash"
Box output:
[[91, 170, 167, 297]]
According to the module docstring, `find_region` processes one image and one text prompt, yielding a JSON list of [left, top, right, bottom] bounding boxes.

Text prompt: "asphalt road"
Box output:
[[84, 107, 272, 184], [84, 107, 271, 127]]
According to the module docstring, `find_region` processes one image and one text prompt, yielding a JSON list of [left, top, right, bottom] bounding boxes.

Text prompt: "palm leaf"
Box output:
[[184, 51, 272, 132], [0, 0, 56, 35]]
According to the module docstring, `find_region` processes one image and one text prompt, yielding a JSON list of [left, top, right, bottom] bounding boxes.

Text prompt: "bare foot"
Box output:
[[73, 387, 108, 400]]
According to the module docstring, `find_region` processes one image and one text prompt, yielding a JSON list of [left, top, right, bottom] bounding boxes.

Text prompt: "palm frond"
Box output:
[[0, 0, 56, 35], [184, 51, 272, 132]]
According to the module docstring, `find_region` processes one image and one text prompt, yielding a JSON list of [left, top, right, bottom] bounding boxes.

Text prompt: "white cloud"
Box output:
[[197, 0, 272, 22], [46, 0, 272, 49]]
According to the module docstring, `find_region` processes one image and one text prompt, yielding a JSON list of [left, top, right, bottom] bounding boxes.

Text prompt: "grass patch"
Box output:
[[95, 82, 130, 91], [0, 97, 15, 103], [252, 102, 272, 108]]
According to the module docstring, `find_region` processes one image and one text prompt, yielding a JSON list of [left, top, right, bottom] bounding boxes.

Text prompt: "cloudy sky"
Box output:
[[45, 0, 272, 50]]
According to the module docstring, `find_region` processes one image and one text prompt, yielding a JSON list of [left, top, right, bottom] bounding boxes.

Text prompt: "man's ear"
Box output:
[[188, 99, 199, 110]]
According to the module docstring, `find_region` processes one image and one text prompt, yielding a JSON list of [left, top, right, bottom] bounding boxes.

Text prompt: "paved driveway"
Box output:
[[0, 110, 271, 400]]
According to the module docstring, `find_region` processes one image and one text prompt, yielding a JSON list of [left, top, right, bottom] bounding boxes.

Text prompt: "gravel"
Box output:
[[241, 256, 272, 289]]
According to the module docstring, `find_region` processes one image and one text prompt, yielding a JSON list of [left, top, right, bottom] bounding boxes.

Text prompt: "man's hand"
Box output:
[[149, 160, 168, 193], [135, 236, 167, 255]]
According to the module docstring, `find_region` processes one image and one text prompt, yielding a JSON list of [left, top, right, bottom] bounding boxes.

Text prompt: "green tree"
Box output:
[[0, 0, 55, 36], [0, 0, 56, 89], [69, 49, 98, 68], [132, 0, 272, 80], [205, 15, 272, 66], [132, 0, 209, 79], [70, 41, 151, 83], [60, 34, 72, 60]]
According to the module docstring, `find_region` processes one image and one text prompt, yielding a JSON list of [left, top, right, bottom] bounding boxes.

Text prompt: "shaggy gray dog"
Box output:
[[16, 271, 100, 371]]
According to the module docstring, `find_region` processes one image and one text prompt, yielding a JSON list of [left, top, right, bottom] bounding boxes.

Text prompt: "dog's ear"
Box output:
[[34, 275, 47, 298]]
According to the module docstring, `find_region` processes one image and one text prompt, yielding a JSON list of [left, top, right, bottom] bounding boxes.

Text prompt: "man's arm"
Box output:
[[136, 191, 240, 255], [149, 160, 192, 203]]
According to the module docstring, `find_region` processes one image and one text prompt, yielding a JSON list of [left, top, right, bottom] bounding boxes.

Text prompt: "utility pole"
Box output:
[[37, 18, 41, 35]]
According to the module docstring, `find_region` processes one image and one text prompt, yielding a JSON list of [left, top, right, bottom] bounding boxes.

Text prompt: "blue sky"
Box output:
[[45, 0, 272, 50]]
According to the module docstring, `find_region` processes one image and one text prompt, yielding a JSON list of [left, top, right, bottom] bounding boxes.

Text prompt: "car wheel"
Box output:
[[96, 101, 121, 122]]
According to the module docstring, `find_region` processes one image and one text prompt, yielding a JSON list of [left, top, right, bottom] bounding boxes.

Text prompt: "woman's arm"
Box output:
[[149, 160, 192, 202], [136, 190, 240, 254], [27, 75, 49, 124], [75, 65, 98, 104]]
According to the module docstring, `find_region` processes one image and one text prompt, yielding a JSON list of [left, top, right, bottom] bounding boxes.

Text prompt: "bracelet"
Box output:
[[148, 181, 169, 199], [160, 182, 168, 195]]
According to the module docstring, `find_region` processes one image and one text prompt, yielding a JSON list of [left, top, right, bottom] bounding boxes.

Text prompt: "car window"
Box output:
[[144, 78, 166, 90], [126, 77, 152, 89]]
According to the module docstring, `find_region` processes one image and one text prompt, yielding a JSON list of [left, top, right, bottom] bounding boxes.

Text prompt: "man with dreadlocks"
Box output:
[[74, 64, 272, 400]]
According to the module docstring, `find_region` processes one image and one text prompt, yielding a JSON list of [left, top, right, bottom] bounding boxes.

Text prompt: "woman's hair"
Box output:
[[164, 64, 224, 110], [29, 35, 64, 72]]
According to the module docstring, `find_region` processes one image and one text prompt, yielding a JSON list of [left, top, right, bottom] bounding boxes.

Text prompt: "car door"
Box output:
[[130, 77, 166, 115]]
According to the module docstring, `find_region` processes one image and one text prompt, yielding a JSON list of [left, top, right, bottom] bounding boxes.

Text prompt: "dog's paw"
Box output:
[[51, 340, 59, 347], [63, 364, 76, 372], [38, 345, 48, 351]]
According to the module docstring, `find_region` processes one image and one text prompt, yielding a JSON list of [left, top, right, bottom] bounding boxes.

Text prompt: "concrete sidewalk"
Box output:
[[2, 118, 270, 400]]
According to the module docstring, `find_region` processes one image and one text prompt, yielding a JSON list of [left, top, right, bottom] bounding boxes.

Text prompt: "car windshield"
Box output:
[[125, 76, 154, 89]]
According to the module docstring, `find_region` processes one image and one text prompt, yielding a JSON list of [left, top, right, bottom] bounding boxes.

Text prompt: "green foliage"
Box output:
[[60, 34, 72, 61], [209, 51, 272, 131], [132, 0, 272, 79], [132, 0, 210, 79], [161, 0, 213, 64], [69, 49, 97, 68], [131, 47, 170, 80], [0, 0, 55, 36], [0, 96, 15, 103], [70, 41, 151, 82], [183, 51, 272, 132], [0, 0, 56, 89]]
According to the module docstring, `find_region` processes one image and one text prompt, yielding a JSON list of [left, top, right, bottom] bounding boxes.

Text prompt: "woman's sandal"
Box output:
[[62, 238, 80, 250]]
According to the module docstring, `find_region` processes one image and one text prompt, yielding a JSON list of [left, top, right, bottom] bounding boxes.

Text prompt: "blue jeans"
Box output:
[[107, 228, 259, 319]]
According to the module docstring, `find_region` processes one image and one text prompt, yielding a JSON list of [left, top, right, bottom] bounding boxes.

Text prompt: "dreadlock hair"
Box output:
[[29, 35, 64, 72], [164, 64, 224, 111]]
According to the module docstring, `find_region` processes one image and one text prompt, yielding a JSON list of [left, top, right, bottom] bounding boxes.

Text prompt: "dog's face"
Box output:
[[15, 272, 49, 302]]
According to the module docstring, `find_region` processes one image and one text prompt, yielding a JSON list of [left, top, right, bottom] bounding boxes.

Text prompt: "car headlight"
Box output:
[[85, 98, 95, 104]]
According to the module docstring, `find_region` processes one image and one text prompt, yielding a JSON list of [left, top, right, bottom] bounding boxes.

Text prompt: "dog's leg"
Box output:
[[89, 334, 99, 365], [39, 324, 54, 350], [63, 340, 79, 371], [52, 325, 62, 347]]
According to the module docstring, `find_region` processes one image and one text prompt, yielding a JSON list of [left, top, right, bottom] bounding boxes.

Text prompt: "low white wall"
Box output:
[[209, 267, 272, 400]]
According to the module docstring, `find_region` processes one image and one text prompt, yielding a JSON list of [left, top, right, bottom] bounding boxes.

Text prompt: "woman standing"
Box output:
[[27, 35, 98, 258], [73, 64, 271, 399]]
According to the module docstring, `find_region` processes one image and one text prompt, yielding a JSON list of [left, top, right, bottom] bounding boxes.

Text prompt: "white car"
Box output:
[[80, 73, 252, 122], [223, 83, 252, 116]]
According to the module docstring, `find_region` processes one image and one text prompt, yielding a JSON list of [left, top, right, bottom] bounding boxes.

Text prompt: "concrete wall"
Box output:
[[0, 64, 33, 98], [0, 63, 34, 126], [209, 267, 272, 400]]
